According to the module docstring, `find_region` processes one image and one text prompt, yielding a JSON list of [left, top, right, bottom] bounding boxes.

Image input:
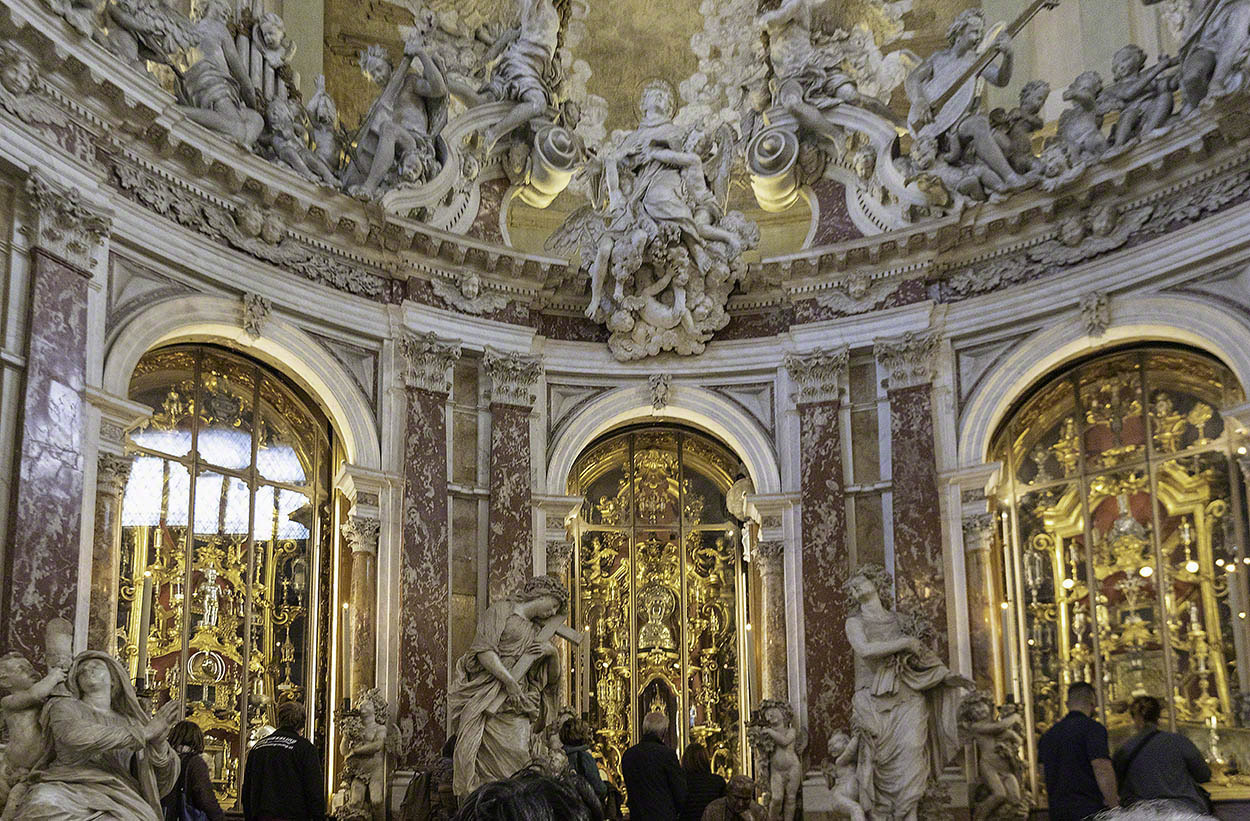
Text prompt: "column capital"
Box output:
[[96, 452, 134, 496], [342, 515, 381, 555], [755, 539, 785, 574], [398, 332, 462, 394], [85, 387, 153, 456], [784, 346, 848, 405], [546, 539, 575, 576], [484, 346, 542, 408], [873, 330, 941, 391], [24, 169, 111, 273], [961, 512, 995, 552]]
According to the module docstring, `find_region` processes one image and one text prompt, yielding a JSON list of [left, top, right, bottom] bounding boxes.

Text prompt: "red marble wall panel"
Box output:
[[399, 386, 450, 767], [3, 250, 89, 663], [887, 383, 947, 657], [798, 398, 851, 763], [488, 403, 532, 601]]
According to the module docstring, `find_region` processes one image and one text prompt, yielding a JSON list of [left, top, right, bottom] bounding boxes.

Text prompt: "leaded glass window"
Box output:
[[117, 345, 332, 808]]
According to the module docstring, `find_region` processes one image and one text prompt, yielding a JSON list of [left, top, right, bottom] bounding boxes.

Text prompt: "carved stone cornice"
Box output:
[[341, 515, 381, 556], [397, 332, 461, 394], [96, 452, 133, 496], [484, 347, 542, 408], [24, 169, 111, 272], [784, 346, 848, 405], [873, 331, 940, 391]]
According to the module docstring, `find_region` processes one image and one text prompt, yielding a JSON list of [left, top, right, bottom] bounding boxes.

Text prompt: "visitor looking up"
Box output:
[[241, 701, 325, 821], [680, 742, 726, 821], [620, 711, 688, 821], [1037, 681, 1119, 821], [700, 774, 765, 821], [1112, 695, 1212, 815], [162, 719, 226, 821]]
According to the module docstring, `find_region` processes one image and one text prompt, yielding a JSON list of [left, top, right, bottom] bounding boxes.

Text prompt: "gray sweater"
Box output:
[[1112, 726, 1212, 815]]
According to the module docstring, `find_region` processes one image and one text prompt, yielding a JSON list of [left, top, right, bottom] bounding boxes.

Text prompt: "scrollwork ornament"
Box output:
[[873, 331, 941, 391], [648, 374, 672, 411], [784, 346, 849, 405], [397, 332, 461, 394], [1080, 291, 1111, 338], [483, 347, 542, 408], [242, 292, 272, 339], [24, 169, 111, 272]]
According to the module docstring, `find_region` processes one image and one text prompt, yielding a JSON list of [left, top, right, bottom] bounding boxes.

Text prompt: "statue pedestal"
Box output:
[[799, 767, 971, 820]]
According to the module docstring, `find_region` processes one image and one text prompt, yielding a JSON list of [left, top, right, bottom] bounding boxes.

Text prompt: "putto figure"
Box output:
[[959, 692, 1029, 821], [746, 699, 805, 821], [446, 575, 579, 797], [335, 688, 399, 821]]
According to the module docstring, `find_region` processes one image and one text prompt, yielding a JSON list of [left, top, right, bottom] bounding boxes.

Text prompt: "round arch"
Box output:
[[546, 384, 781, 497], [958, 294, 1250, 467], [104, 294, 381, 470]]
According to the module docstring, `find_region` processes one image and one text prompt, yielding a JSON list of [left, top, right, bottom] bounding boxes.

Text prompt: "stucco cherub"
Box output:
[[958, 692, 1028, 821], [747, 699, 806, 821], [823, 729, 866, 821], [337, 688, 400, 821]]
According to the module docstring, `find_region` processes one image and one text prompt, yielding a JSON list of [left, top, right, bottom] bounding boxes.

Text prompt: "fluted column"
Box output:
[[784, 346, 848, 760], [756, 540, 788, 700], [875, 331, 947, 656], [342, 513, 380, 697], [3, 170, 110, 662], [396, 331, 460, 766], [484, 347, 542, 602]]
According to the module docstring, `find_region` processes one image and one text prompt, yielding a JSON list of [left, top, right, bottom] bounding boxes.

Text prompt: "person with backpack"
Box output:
[[162, 719, 225, 821], [1112, 695, 1212, 815], [560, 717, 609, 809]]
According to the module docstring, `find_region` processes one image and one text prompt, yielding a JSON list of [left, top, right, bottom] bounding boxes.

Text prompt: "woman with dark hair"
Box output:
[[679, 742, 726, 821], [560, 718, 608, 807], [162, 719, 226, 821], [1112, 695, 1212, 815]]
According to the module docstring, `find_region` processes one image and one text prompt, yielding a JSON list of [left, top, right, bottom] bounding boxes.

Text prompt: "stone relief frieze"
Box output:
[[430, 271, 513, 314], [24, 168, 111, 271], [107, 156, 389, 298]]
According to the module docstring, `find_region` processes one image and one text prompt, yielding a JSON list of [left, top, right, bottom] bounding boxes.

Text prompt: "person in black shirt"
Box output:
[[241, 701, 325, 821], [1112, 695, 1211, 814], [1037, 682, 1119, 821], [620, 711, 688, 821], [679, 742, 726, 821]]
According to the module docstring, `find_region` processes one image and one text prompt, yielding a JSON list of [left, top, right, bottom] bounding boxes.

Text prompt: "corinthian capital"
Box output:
[[24, 169, 111, 272], [873, 331, 941, 391], [398, 332, 462, 394], [341, 515, 381, 555], [484, 347, 543, 408], [755, 540, 785, 575], [784, 346, 848, 405], [96, 453, 134, 497]]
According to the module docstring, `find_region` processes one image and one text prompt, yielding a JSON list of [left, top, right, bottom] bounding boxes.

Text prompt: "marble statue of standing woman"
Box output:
[[845, 564, 971, 821], [447, 575, 569, 798]]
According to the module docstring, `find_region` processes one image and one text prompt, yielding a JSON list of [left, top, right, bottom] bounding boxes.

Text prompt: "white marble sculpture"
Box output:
[[1142, 0, 1250, 113], [335, 688, 399, 821], [446, 575, 579, 797], [747, 699, 806, 821], [7, 651, 182, 821], [474, 0, 561, 154], [547, 81, 758, 360], [958, 693, 1029, 821], [845, 564, 972, 821], [342, 35, 449, 199], [824, 730, 867, 821]]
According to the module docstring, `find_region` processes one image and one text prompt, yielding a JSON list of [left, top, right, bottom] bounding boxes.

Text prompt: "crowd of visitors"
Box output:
[[1039, 683, 1215, 821]]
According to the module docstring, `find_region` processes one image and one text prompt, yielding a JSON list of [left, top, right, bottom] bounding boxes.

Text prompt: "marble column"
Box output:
[[2, 170, 109, 662], [342, 513, 380, 697], [484, 347, 542, 602], [875, 332, 947, 656], [784, 346, 849, 761], [396, 331, 460, 766], [962, 510, 998, 695], [88, 453, 132, 653], [755, 540, 788, 701]]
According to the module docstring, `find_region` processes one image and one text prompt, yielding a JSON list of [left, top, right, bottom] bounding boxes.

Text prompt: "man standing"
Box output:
[[1038, 682, 1119, 821], [701, 775, 766, 821], [621, 711, 688, 821], [1113, 695, 1212, 814], [242, 701, 325, 821]]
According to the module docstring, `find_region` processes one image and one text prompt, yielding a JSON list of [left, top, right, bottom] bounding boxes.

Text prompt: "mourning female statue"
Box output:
[[447, 575, 570, 797], [845, 564, 971, 821], [11, 651, 183, 821]]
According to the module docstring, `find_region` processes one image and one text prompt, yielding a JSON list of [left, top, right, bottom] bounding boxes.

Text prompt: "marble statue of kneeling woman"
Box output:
[[14, 651, 182, 821]]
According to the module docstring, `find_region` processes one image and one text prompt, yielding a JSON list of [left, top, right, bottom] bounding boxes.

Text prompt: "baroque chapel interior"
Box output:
[[2, 0, 1250, 817]]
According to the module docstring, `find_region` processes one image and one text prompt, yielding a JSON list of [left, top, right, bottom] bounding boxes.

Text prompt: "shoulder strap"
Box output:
[[1116, 729, 1161, 784]]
